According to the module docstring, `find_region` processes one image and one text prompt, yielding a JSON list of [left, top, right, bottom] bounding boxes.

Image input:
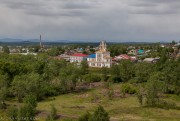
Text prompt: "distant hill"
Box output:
[[0, 38, 169, 46], [0, 38, 40, 42]]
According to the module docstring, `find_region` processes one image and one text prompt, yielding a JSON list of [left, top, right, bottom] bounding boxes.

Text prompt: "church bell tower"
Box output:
[[99, 40, 107, 52]]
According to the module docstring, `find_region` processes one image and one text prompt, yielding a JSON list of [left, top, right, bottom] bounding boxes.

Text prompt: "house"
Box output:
[[138, 49, 145, 55], [87, 54, 96, 67], [127, 46, 135, 50], [87, 41, 112, 68], [174, 43, 180, 47], [59, 54, 70, 61], [114, 54, 136, 61], [176, 51, 180, 58], [70, 53, 88, 63], [128, 49, 145, 56], [128, 49, 137, 55], [160, 44, 165, 48], [143, 58, 160, 63]]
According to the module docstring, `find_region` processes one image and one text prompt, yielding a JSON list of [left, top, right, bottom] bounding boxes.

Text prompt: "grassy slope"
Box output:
[[36, 84, 180, 121]]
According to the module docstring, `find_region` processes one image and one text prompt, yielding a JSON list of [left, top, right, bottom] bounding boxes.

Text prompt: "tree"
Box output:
[[119, 60, 134, 82], [109, 63, 121, 83], [11, 73, 41, 102], [172, 40, 176, 45], [17, 104, 36, 121], [89, 48, 95, 53], [11, 76, 26, 102], [0, 74, 8, 109], [89, 105, 109, 121], [23, 94, 37, 108], [145, 72, 163, 107], [16, 94, 37, 121], [134, 62, 154, 83], [48, 47, 59, 56], [101, 67, 109, 81], [3, 46, 10, 54], [137, 87, 145, 106], [81, 61, 89, 75]]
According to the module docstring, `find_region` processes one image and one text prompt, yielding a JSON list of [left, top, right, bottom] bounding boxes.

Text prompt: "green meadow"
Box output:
[[35, 83, 180, 121]]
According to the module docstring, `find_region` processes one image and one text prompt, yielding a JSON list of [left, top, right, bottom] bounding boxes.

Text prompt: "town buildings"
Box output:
[[87, 41, 112, 68], [70, 53, 88, 63], [113, 54, 136, 61], [69, 41, 112, 68]]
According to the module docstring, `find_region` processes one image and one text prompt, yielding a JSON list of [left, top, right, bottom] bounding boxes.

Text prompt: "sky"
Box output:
[[0, 0, 180, 42]]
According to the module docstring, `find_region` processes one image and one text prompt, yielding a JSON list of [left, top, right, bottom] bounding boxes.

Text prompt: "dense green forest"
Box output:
[[0, 44, 180, 121]]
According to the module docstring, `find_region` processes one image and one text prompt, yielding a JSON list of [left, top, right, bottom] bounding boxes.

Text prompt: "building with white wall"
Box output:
[[70, 53, 88, 63], [87, 41, 112, 68]]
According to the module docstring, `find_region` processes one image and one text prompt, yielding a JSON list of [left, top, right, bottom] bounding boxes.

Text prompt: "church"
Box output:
[[87, 41, 112, 68]]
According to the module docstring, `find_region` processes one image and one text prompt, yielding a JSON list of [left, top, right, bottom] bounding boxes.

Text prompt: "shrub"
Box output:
[[154, 100, 179, 110], [78, 111, 91, 121], [107, 88, 114, 100], [23, 94, 37, 108], [79, 105, 110, 121], [8, 106, 18, 121], [83, 74, 101, 83], [121, 84, 137, 96], [108, 76, 122, 83], [50, 104, 57, 120], [89, 105, 110, 121], [17, 104, 36, 121]]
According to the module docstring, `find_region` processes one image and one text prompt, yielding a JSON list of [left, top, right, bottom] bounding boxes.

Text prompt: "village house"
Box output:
[[70, 53, 88, 63], [59, 54, 71, 61], [128, 49, 145, 56], [113, 54, 136, 61], [143, 57, 160, 63], [87, 41, 112, 68]]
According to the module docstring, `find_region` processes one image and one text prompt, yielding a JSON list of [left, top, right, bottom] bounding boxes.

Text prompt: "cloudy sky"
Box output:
[[0, 0, 180, 42]]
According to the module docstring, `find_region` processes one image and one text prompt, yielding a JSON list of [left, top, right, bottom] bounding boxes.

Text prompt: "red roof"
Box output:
[[71, 53, 88, 57], [119, 54, 131, 59], [115, 54, 136, 61]]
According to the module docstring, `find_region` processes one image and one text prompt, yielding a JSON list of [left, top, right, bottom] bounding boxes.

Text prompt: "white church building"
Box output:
[[87, 41, 112, 68]]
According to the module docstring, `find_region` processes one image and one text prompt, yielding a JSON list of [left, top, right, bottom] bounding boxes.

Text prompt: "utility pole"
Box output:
[[40, 35, 42, 48]]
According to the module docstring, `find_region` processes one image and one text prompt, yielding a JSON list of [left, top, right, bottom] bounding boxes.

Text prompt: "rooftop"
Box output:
[[88, 54, 96, 58], [71, 53, 88, 57]]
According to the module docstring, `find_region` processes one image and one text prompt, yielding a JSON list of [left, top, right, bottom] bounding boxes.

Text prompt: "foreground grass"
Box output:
[[36, 84, 180, 121]]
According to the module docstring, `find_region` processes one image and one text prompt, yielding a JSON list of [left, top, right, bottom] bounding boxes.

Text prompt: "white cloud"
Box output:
[[0, 0, 180, 41]]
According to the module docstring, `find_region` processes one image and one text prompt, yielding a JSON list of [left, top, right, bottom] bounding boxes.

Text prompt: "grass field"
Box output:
[[35, 83, 180, 121]]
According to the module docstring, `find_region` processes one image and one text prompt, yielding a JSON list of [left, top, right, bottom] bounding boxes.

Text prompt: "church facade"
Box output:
[[87, 41, 112, 68]]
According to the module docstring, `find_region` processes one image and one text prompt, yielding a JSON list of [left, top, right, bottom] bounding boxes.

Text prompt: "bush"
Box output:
[[154, 100, 179, 110], [78, 111, 91, 121], [89, 105, 109, 121], [107, 88, 114, 100], [79, 105, 110, 121], [50, 104, 57, 120], [18, 104, 36, 121], [108, 76, 122, 83], [121, 84, 137, 96], [23, 94, 37, 108], [8, 106, 18, 121], [0, 102, 7, 109], [83, 74, 101, 83]]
